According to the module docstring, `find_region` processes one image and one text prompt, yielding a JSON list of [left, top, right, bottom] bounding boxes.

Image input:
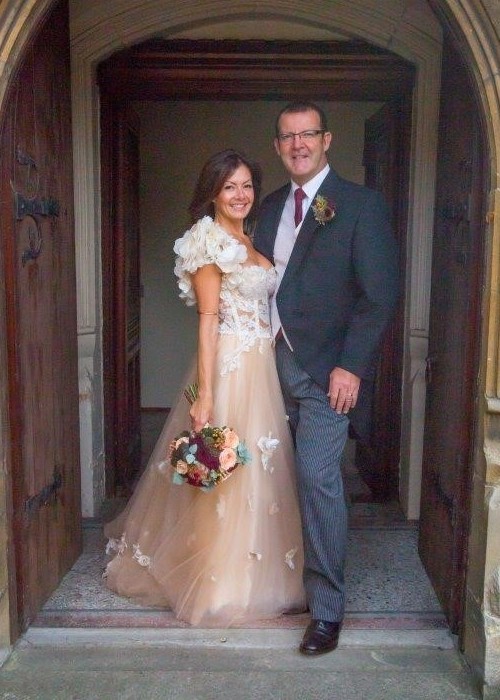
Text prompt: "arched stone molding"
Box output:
[[0, 0, 53, 101]]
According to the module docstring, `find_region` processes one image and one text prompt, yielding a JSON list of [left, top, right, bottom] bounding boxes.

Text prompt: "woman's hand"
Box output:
[[189, 395, 213, 432]]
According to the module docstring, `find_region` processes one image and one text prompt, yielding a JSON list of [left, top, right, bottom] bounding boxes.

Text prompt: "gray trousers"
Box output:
[[275, 337, 349, 622]]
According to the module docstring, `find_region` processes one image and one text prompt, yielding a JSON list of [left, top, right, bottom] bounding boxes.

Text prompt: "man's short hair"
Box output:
[[275, 101, 329, 137]]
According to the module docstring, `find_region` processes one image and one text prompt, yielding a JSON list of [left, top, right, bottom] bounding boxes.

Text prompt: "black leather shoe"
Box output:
[[299, 619, 342, 655]]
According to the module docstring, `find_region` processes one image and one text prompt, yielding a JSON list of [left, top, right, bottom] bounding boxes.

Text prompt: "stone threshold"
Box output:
[[22, 626, 456, 651], [32, 609, 447, 630]]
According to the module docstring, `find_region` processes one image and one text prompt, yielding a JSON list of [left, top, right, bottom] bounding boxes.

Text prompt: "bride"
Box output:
[[104, 149, 305, 627]]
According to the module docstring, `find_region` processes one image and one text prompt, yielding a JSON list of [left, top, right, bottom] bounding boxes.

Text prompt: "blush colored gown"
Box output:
[[104, 216, 305, 627]]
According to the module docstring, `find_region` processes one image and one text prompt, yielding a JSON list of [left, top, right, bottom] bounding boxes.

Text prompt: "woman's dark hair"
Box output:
[[275, 101, 329, 137], [189, 149, 262, 232]]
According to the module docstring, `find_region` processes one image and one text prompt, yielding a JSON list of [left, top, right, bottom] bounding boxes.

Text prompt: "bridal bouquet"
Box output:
[[169, 426, 251, 491], [169, 383, 251, 491]]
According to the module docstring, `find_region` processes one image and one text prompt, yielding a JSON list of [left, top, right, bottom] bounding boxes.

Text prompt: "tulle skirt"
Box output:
[[104, 335, 306, 627]]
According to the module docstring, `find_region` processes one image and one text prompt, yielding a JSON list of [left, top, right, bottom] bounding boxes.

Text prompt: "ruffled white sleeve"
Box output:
[[173, 216, 247, 306]]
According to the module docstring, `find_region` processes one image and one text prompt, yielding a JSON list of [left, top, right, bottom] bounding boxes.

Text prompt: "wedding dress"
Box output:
[[104, 216, 305, 627]]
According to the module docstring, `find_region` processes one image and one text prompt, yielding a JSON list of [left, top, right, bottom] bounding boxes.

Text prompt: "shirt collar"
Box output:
[[292, 164, 330, 199]]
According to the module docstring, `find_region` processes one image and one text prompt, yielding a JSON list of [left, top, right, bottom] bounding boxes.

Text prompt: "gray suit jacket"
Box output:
[[253, 169, 400, 441]]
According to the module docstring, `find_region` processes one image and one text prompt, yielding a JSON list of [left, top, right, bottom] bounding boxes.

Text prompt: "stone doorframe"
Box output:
[[0, 0, 499, 695]]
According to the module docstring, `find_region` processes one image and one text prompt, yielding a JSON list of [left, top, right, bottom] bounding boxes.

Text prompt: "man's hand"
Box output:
[[328, 367, 361, 414]]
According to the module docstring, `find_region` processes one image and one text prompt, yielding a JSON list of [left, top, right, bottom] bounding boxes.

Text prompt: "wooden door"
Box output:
[[101, 102, 142, 495], [0, 0, 81, 637], [354, 97, 411, 500], [418, 37, 486, 636]]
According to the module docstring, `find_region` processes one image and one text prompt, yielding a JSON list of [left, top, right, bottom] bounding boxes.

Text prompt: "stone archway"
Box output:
[[69, 0, 443, 525], [0, 0, 499, 694]]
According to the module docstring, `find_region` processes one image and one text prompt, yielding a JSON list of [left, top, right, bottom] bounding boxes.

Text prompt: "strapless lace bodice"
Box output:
[[174, 217, 277, 375]]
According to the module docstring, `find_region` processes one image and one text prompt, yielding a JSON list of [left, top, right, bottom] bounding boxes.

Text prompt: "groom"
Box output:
[[254, 101, 399, 655]]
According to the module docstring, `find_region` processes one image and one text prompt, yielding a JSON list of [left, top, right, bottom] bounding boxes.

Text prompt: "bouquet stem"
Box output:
[[184, 382, 199, 405]]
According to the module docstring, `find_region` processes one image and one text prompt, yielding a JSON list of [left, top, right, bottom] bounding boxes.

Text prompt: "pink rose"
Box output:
[[175, 436, 189, 449], [222, 428, 239, 449], [219, 447, 237, 472], [175, 460, 188, 475]]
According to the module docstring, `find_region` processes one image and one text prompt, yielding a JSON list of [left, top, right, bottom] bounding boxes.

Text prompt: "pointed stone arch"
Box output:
[[0, 0, 499, 693]]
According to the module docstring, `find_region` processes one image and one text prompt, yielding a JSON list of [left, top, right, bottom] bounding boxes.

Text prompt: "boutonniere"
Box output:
[[312, 195, 336, 225]]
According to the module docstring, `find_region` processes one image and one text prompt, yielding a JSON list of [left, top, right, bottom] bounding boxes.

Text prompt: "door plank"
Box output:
[[0, 0, 81, 637], [354, 98, 411, 500], [418, 36, 486, 636], [101, 103, 142, 495]]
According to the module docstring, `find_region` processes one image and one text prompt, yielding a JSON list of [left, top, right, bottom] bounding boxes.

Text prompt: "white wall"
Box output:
[[136, 100, 381, 407]]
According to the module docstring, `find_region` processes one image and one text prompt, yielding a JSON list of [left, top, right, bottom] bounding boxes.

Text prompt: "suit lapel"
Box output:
[[280, 171, 340, 291]]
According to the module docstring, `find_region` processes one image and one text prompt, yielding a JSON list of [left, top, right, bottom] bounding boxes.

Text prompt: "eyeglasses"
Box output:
[[277, 129, 325, 143]]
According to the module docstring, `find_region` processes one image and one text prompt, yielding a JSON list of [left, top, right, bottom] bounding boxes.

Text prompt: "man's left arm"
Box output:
[[330, 190, 400, 413]]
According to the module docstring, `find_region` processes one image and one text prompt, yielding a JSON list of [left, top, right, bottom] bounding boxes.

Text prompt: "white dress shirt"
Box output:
[[271, 164, 331, 343]]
